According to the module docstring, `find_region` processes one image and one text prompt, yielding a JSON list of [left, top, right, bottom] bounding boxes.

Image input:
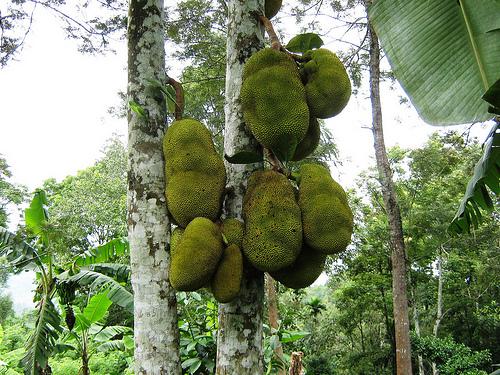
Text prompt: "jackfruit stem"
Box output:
[[259, 15, 281, 50], [167, 77, 184, 120], [264, 147, 284, 172]]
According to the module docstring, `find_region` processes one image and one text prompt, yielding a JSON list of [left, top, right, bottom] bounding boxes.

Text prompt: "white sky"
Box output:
[[0, 6, 492, 313]]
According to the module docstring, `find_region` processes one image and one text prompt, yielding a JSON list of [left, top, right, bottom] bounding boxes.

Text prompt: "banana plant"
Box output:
[[0, 190, 133, 374], [54, 291, 133, 375]]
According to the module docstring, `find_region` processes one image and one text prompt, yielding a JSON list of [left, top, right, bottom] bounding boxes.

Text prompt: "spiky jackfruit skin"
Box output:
[[170, 227, 184, 258], [169, 217, 224, 291], [298, 164, 353, 254], [265, 0, 282, 19], [163, 119, 226, 227], [270, 245, 326, 289], [242, 170, 302, 272], [302, 49, 351, 119], [221, 218, 244, 248], [241, 48, 310, 160], [211, 244, 243, 303], [291, 116, 320, 161]]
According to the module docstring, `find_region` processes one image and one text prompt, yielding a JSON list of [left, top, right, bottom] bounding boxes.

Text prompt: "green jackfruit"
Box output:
[[242, 170, 302, 272], [163, 119, 226, 227], [170, 227, 184, 258], [298, 163, 353, 255], [241, 48, 309, 160], [270, 245, 326, 289], [211, 244, 243, 303], [265, 0, 282, 19], [221, 218, 244, 248], [301, 48, 351, 119], [170, 217, 224, 291], [291, 116, 320, 161]]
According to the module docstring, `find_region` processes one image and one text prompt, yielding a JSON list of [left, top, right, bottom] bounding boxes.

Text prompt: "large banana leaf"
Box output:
[[74, 237, 129, 267], [20, 298, 62, 374], [448, 121, 500, 234], [82, 291, 113, 326], [0, 227, 41, 270], [369, 0, 500, 125], [69, 270, 133, 314], [24, 190, 50, 245]]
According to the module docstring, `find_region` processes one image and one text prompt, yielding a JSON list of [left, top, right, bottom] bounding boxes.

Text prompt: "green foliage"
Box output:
[[449, 121, 499, 234], [0, 155, 27, 227], [163, 119, 226, 227], [170, 217, 224, 291], [285, 33, 324, 54], [369, 0, 500, 125], [241, 48, 310, 161], [242, 170, 302, 272], [298, 163, 353, 255], [412, 334, 491, 374]]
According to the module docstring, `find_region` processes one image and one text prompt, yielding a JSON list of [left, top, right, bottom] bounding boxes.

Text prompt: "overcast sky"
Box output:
[[0, 6, 492, 313]]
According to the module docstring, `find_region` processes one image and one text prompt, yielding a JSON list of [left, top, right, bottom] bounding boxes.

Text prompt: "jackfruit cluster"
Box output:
[[170, 217, 224, 291], [163, 118, 226, 227], [242, 170, 302, 272], [298, 163, 353, 255], [241, 48, 310, 161], [169, 217, 244, 302], [301, 48, 351, 119]]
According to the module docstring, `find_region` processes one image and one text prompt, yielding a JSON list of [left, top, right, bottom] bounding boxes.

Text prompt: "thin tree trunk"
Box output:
[[81, 346, 89, 375], [127, 1, 181, 373], [366, 4, 413, 374], [412, 287, 425, 375], [266, 273, 286, 374], [216, 0, 265, 373], [432, 250, 444, 375]]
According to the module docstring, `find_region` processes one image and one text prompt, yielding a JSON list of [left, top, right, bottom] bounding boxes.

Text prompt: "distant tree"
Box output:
[[0, 155, 27, 227]]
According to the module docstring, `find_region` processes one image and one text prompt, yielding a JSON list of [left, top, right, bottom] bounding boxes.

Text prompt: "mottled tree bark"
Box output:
[[366, 4, 413, 374], [216, 0, 265, 373], [127, 1, 181, 374]]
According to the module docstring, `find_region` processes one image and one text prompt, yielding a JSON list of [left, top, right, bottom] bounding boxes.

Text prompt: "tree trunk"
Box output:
[[81, 346, 89, 375], [266, 273, 286, 374], [432, 250, 444, 375], [289, 352, 304, 375], [366, 4, 413, 374], [216, 0, 265, 373], [412, 287, 425, 375], [127, 1, 181, 374]]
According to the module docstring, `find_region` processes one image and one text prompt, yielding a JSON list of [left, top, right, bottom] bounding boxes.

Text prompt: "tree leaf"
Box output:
[[96, 340, 126, 352], [224, 151, 263, 164], [93, 325, 132, 342], [82, 291, 112, 325], [24, 190, 49, 243], [280, 330, 310, 343], [20, 298, 62, 374], [369, 0, 500, 125], [0, 227, 42, 271], [69, 270, 133, 314], [285, 33, 324, 53], [129, 101, 147, 118], [448, 120, 499, 234], [74, 237, 129, 267]]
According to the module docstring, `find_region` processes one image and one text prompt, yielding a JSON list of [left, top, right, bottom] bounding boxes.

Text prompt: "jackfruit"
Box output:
[[301, 48, 351, 119], [169, 217, 224, 291], [265, 0, 282, 19], [241, 48, 310, 161], [291, 116, 320, 161], [298, 163, 353, 254], [170, 227, 184, 258], [270, 245, 326, 289], [242, 170, 302, 271], [163, 118, 226, 227], [221, 218, 244, 248], [211, 244, 243, 303]]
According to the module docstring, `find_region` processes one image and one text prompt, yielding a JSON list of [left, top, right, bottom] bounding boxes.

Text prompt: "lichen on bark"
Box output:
[[127, 1, 181, 374]]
